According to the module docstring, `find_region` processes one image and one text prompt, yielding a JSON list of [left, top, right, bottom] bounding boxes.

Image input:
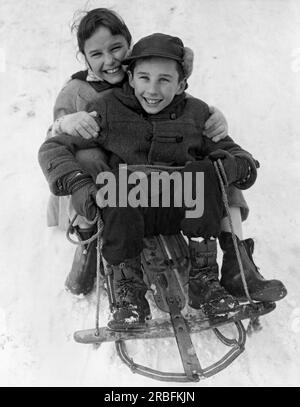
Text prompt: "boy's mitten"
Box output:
[[62, 171, 99, 221], [209, 149, 250, 185], [71, 183, 99, 221]]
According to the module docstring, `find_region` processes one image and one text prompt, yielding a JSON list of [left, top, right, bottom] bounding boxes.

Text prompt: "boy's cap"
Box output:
[[123, 33, 184, 65]]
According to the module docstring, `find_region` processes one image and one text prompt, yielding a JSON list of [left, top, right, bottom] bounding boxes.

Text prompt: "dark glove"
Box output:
[[209, 149, 249, 185], [71, 182, 99, 221], [180, 159, 225, 239], [60, 170, 99, 221]]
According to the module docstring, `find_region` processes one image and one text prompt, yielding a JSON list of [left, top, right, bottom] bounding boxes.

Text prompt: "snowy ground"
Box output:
[[0, 0, 300, 387]]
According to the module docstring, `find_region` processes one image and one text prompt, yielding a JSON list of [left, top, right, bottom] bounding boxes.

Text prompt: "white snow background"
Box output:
[[0, 0, 299, 387]]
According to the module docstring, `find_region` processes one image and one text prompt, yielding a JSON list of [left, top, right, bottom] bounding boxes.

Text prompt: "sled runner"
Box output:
[[72, 160, 278, 382]]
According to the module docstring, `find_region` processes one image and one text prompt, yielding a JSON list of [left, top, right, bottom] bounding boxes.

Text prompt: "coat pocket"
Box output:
[[156, 134, 184, 143], [148, 134, 184, 164]]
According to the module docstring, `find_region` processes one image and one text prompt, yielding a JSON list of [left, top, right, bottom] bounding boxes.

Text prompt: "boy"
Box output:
[[39, 33, 286, 330]]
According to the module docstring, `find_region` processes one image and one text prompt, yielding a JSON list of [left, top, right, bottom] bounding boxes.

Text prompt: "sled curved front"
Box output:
[[115, 320, 246, 382], [74, 301, 275, 382]]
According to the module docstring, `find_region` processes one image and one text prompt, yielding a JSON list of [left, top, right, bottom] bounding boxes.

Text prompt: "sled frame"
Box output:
[[73, 234, 276, 382]]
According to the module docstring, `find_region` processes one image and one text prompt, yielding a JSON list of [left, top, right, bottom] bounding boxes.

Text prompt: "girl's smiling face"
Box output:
[[84, 26, 129, 84]]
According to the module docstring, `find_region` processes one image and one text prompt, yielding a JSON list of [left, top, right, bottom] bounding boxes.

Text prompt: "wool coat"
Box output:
[[39, 83, 258, 196], [52, 70, 124, 121]]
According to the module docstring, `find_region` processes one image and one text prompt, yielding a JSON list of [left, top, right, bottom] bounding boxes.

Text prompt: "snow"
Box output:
[[0, 0, 300, 387]]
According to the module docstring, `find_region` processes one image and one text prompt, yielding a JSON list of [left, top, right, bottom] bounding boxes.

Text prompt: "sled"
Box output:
[[72, 161, 277, 382], [74, 233, 276, 382]]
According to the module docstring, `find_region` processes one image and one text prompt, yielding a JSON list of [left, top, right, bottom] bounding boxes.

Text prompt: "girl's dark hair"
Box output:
[[72, 8, 132, 55]]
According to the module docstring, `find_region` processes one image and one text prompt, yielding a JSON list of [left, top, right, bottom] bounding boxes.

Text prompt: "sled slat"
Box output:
[[74, 302, 275, 344]]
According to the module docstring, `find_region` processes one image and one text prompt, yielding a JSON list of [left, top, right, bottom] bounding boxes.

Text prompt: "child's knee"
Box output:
[[76, 148, 108, 165], [75, 148, 110, 179]]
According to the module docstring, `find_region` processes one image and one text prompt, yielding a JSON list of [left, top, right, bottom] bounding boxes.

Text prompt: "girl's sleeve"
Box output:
[[47, 80, 84, 138], [53, 80, 79, 119]]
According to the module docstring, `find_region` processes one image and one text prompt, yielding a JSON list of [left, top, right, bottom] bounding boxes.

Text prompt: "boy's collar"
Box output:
[[114, 82, 187, 118]]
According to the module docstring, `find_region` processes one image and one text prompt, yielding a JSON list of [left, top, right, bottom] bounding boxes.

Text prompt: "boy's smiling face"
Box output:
[[128, 57, 186, 114]]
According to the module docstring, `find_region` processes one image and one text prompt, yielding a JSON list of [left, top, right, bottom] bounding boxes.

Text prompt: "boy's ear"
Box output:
[[175, 78, 187, 95], [128, 70, 134, 88]]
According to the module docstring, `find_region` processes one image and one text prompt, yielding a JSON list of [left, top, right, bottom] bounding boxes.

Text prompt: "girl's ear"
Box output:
[[128, 70, 134, 88], [175, 78, 187, 95]]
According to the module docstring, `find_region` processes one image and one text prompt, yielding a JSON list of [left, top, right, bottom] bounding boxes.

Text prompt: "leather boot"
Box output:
[[105, 255, 151, 330], [219, 232, 287, 302], [65, 226, 99, 295], [188, 239, 239, 315]]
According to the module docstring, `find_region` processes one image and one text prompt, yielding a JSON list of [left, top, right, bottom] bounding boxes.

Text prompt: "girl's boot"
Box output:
[[65, 226, 98, 295]]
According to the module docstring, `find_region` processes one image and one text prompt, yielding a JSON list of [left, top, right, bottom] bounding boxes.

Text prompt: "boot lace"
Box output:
[[190, 266, 228, 298], [116, 277, 146, 307]]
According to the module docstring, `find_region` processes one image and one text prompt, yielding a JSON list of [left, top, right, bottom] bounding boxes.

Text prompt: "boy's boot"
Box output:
[[65, 226, 99, 295], [188, 239, 239, 315], [106, 255, 151, 330], [219, 232, 287, 302]]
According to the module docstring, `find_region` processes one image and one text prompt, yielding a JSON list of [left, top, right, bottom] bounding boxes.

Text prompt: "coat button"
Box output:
[[176, 135, 183, 143], [145, 133, 152, 141], [57, 179, 63, 191], [170, 113, 176, 120]]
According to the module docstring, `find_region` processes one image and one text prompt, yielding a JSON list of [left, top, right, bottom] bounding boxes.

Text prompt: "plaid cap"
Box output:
[[123, 33, 184, 65]]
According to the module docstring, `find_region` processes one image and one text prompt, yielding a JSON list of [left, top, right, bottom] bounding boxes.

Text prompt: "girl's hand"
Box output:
[[203, 106, 228, 142], [60, 111, 100, 139]]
